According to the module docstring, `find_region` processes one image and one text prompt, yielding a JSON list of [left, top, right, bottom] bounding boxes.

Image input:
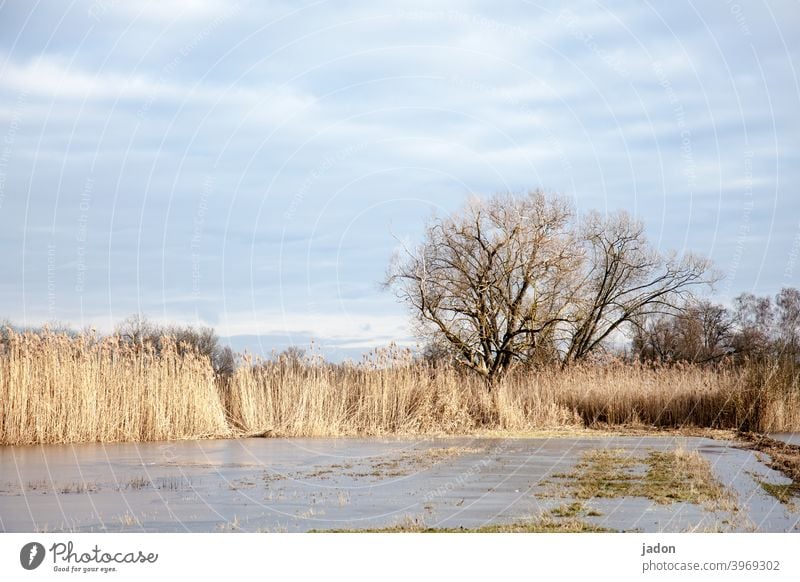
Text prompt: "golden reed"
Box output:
[[0, 330, 230, 445], [1, 331, 797, 445]]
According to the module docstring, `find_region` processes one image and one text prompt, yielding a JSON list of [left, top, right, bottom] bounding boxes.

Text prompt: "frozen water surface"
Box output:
[[0, 436, 797, 532], [771, 433, 800, 446]]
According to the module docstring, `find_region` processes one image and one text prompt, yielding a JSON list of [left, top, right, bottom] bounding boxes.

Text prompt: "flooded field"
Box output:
[[0, 436, 798, 533]]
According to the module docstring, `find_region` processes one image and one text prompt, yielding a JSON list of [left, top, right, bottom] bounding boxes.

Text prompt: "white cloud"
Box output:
[[217, 310, 412, 345], [99, 0, 231, 24], [1, 55, 317, 116]]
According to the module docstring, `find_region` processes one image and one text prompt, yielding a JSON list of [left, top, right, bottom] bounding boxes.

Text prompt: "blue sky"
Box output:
[[1, 0, 798, 358]]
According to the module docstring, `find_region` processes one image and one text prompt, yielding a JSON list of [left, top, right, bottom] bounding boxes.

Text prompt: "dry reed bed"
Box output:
[[0, 331, 230, 445], [1, 331, 798, 445]]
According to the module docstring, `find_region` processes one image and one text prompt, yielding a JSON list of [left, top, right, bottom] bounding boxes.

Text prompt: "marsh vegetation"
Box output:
[[1, 193, 799, 446], [0, 326, 799, 445]]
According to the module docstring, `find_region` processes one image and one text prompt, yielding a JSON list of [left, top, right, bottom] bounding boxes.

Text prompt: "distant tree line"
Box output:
[[632, 288, 800, 364], [113, 314, 237, 376], [0, 314, 236, 377]]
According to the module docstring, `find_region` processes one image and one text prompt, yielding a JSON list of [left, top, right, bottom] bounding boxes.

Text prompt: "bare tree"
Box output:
[[631, 300, 732, 363], [685, 300, 734, 362], [731, 292, 774, 357], [631, 312, 680, 362], [167, 325, 219, 358], [214, 345, 237, 378], [115, 314, 157, 346], [385, 191, 581, 385], [563, 210, 715, 364], [387, 193, 718, 381], [776, 287, 800, 344], [115, 314, 231, 374], [419, 340, 454, 367]]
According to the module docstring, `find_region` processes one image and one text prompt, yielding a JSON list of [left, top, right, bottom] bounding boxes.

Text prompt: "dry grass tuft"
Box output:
[[314, 514, 612, 533], [546, 447, 737, 513]]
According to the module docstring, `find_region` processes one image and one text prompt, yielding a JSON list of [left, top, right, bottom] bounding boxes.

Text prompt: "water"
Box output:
[[771, 433, 800, 446], [0, 436, 797, 532]]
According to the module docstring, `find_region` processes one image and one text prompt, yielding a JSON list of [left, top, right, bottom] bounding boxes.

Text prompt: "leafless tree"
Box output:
[[214, 345, 237, 377], [686, 300, 734, 361], [115, 314, 232, 374], [167, 325, 219, 357], [730, 292, 774, 357], [776, 287, 800, 354], [385, 191, 581, 385], [631, 300, 732, 363], [387, 193, 717, 382], [115, 314, 157, 346], [563, 210, 715, 364], [631, 312, 679, 361], [419, 340, 454, 367]]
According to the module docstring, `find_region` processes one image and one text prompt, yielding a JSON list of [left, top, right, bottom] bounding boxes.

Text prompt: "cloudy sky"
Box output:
[[1, 0, 798, 358]]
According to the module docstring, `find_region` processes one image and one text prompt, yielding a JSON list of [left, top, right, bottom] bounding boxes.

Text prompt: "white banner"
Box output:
[[0, 533, 797, 582]]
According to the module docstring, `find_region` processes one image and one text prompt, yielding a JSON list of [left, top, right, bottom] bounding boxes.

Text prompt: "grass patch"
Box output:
[[560, 449, 640, 500], [313, 515, 613, 533], [548, 501, 603, 518], [758, 481, 798, 505], [296, 446, 482, 482], [549, 502, 586, 517], [643, 450, 734, 510], [547, 447, 737, 513], [740, 433, 800, 496]]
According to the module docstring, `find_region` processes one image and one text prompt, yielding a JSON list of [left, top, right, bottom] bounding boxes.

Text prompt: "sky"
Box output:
[[0, 0, 798, 359]]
